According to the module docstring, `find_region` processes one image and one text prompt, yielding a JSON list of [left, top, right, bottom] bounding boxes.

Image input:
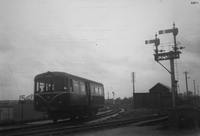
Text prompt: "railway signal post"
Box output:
[[145, 23, 183, 108]]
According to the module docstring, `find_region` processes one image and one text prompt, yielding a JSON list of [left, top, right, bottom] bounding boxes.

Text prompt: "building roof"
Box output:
[[151, 82, 170, 89], [149, 82, 170, 93]]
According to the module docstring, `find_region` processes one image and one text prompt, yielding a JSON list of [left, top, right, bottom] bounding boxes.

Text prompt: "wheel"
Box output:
[[53, 119, 58, 123], [48, 112, 58, 123], [70, 115, 77, 121], [88, 110, 97, 118]]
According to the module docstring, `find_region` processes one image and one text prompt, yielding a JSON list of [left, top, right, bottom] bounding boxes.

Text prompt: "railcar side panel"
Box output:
[[69, 79, 88, 106], [89, 83, 104, 108]]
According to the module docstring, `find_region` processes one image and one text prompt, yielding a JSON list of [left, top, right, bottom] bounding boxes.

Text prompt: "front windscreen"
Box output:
[[35, 77, 66, 93], [35, 81, 55, 93]]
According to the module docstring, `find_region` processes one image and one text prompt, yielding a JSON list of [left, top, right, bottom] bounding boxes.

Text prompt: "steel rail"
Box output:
[[3, 114, 167, 136], [0, 107, 122, 136]]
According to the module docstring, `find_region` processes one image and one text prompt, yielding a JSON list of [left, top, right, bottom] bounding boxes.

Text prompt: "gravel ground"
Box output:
[[66, 108, 200, 136], [70, 123, 200, 136]]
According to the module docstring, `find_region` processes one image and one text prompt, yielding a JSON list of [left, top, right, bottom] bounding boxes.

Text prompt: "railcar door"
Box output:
[[85, 82, 91, 105]]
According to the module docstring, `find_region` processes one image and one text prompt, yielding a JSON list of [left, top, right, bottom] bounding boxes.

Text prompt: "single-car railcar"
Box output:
[[34, 71, 104, 121]]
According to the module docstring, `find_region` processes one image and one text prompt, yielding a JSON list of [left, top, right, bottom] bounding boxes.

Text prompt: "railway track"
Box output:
[[1, 111, 167, 136], [45, 115, 167, 136], [0, 106, 122, 136]]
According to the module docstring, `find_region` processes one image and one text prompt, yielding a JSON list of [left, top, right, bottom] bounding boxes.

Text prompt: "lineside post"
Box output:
[[170, 58, 176, 108]]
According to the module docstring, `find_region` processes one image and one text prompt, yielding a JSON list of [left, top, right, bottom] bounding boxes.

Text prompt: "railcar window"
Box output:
[[36, 82, 39, 92], [72, 80, 79, 93], [52, 84, 55, 91], [80, 81, 86, 95], [64, 78, 68, 91], [90, 84, 95, 96], [99, 87, 101, 96], [70, 79, 73, 92], [98, 87, 100, 95], [46, 83, 54, 91], [95, 86, 99, 96], [55, 78, 64, 91], [100, 86, 104, 96]]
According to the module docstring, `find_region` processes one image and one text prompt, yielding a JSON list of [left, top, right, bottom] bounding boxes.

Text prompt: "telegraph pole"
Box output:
[[197, 85, 200, 105], [19, 95, 25, 123], [145, 23, 183, 108], [132, 72, 135, 105], [112, 91, 115, 104], [132, 72, 135, 94], [112, 91, 115, 99], [184, 71, 189, 97], [169, 55, 176, 108], [193, 80, 197, 104], [193, 80, 196, 96]]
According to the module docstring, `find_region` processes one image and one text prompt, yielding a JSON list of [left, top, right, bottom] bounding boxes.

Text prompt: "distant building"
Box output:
[[133, 83, 172, 109], [0, 102, 14, 122], [0, 98, 46, 124], [149, 82, 170, 95]]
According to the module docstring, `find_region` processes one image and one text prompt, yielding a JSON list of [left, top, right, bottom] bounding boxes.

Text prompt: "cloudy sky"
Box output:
[[0, 0, 200, 100]]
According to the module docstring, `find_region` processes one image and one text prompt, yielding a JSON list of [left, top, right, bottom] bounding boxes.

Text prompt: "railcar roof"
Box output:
[[34, 71, 103, 85]]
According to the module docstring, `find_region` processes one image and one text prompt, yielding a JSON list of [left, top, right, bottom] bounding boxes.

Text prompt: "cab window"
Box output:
[[69, 79, 73, 92], [35, 81, 55, 92], [64, 78, 69, 91], [99, 86, 104, 96]]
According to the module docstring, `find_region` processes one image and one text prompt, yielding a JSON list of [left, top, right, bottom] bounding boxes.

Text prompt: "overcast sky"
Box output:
[[0, 0, 200, 100]]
